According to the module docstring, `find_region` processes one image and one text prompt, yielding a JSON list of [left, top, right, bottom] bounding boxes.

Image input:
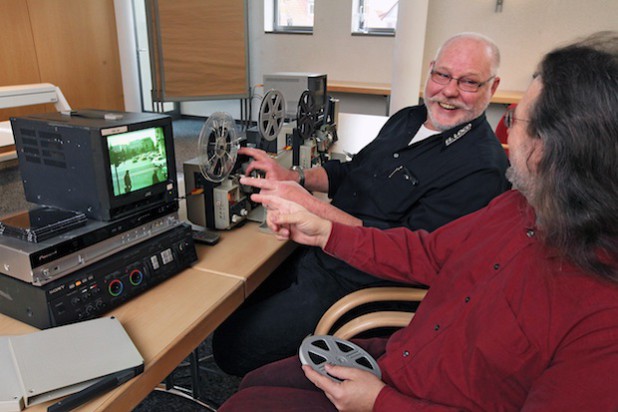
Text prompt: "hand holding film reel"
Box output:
[[299, 335, 382, 382]]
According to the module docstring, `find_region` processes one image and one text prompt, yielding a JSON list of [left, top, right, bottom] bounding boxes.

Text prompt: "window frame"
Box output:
[[267, 0, 314, 35], [352, 0, 398, 37]]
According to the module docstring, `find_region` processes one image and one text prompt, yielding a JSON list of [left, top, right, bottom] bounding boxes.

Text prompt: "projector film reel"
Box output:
[[299, 335, 382, 381], [197, 112, 240, 183], [296, 90, 318, 140], [258, 89, 286, 142]]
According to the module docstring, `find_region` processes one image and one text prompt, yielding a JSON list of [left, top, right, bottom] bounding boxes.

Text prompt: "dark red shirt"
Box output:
[[326, 190, 618, 411]]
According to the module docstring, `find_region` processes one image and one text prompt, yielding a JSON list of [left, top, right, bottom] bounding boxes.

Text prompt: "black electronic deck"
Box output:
[[0, 223, 197, 329]]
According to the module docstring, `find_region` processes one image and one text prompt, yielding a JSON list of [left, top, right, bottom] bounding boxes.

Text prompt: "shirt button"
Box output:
[[465, 296, 471, 303], [493, 263, 500, 270], [393, 153, 400, 158], [434, 324, 440, 331], [527, 229, 535, 237], [403, 350, 410, 357]]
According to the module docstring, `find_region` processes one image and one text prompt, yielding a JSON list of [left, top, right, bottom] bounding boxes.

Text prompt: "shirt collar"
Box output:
[[412, 106, 488, 147]]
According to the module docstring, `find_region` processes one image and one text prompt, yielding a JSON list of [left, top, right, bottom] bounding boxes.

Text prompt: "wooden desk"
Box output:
[[328, 81, 391, 96], [1, 268, 243, 412], [192, 222, 298, 297], [419, 89, 523, 105], [329, 81, 523, 105], [0, 222, 295, 411]]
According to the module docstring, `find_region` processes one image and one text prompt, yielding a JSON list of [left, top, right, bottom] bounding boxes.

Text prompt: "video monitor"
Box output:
[[11, 110, 178, 221], [106, 126, 169, 197]]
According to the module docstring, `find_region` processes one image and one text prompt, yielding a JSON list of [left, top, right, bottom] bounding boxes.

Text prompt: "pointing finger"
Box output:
[[240, 176, 276, 189]]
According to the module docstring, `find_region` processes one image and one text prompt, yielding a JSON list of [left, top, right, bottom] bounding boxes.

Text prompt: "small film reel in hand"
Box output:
[[299, 335, 382, 382]]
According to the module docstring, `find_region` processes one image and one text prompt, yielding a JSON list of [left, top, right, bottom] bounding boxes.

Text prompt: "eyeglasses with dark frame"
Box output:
[[504, 107, 530, 129], [430, 65, 496, 93]]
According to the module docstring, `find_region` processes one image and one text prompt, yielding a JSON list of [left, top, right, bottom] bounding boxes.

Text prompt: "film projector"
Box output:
[[184, 89, 338, 231], [293, 89, 338, 169], [184, 112, 252, 230], [247, 88, 337, 169], [253, 89, 288, 156]]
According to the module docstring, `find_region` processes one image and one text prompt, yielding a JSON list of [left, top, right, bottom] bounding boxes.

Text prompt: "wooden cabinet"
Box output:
[[0, 0, 124, 122]]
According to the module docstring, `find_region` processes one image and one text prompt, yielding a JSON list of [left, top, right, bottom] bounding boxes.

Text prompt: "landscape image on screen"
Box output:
[[107, 126, 169, 197]]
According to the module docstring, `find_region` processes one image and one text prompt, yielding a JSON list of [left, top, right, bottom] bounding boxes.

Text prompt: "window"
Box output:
[[352, 0, 398, 36], [265, 0, 314, 34]]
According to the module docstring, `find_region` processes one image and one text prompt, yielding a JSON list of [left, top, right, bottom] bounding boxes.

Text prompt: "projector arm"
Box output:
[[0, 83, 71, 112], [0, 83, 72, 162]]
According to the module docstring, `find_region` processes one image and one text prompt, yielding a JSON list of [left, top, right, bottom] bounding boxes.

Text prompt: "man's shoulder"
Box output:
[[485, 190, 528, 212], [389, 105, 426, 121]]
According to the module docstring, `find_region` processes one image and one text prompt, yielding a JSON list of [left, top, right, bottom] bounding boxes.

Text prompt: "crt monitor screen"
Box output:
[[106, 126, 169, 197]]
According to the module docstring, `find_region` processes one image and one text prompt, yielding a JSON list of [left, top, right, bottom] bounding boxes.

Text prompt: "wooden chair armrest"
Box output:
[[331, 311, 415, 340], [314, 287, 427, 336]]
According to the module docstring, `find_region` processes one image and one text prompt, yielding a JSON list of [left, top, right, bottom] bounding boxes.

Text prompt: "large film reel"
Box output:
[[258, 89, 286, 142], [197, 112, 240, 183], [299, 335, 382, 381], [296, 90, 318, 140]]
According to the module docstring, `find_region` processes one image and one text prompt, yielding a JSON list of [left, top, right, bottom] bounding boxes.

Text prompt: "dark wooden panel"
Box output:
[[150, 0, 249, 101]]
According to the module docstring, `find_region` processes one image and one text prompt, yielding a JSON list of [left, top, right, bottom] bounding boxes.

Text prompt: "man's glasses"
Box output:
[[504, 107, 530, 129], [430, 69, 495, 93]]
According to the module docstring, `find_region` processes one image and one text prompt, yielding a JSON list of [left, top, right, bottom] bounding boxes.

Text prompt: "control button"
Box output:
[[108, 279, 124, 297], [161, 249, 174, 265], [150, 255, 160, 270], [84, 305, 95, 317], [129, 269, 144, 286]]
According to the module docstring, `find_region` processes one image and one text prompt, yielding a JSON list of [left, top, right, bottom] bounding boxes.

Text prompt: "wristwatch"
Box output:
[[292, 165, 305, 187]]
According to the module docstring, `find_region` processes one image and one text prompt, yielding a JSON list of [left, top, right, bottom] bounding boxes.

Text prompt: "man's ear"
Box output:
[[490, 76, 501, 96]]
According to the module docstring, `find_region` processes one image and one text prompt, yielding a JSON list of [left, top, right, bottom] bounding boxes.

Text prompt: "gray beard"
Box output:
[[506, 166, 535, 204]]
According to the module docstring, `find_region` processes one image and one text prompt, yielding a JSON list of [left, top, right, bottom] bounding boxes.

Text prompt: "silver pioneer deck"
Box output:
[[0, 212, 181, 285]]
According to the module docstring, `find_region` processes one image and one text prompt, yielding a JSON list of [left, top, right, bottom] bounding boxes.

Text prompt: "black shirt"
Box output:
[[323, 105, 510, 231], [314, 105, 510, 284]]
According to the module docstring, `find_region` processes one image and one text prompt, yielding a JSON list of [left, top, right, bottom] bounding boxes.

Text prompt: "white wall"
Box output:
[[120, 0, 618, 123], [422, 0, 618, 91]]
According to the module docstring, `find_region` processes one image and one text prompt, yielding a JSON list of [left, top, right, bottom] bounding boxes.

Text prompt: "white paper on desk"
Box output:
[[0, 317, 143, 411]]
